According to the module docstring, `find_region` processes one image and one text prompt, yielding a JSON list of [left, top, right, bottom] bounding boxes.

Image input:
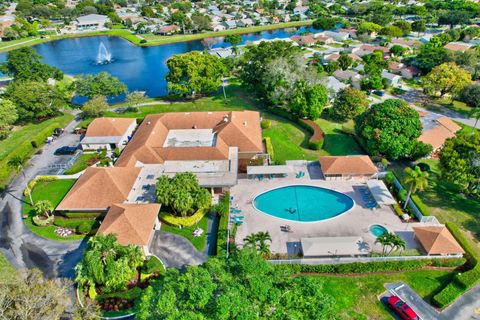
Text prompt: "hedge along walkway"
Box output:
[[292, 266, 458, 278]]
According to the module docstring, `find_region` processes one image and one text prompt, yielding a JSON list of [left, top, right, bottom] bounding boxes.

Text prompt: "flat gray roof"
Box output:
[[301, 236, 370, 257], [247, 165, 294, 175], [366, 179, 396, 205]]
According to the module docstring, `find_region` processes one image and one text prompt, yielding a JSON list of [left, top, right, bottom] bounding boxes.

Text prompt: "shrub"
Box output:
[[160, 207, 209, 227], [309, 139, 324, 150], [211, 192, 230, 217], [76, 221, 93, 234], [417, 162, 431, 172], [261, 119, 271, 129], [88, 285, 97, 300], [141, 256, 165, 274], [32, 215, 54, 227], [113, 147, 120, 157], [384, 171, 395, 186], [264, 137, 274, 160], [140, 39, 147, 44], [393, 203, 404, 216], [216, 213, 229, 256], [398, 189, 407, 202], [411, 195, 429, 216], [62, 211, 103, 219]]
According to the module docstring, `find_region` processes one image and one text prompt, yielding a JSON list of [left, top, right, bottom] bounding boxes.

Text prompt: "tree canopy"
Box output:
[[423, 62, 471, 97], [355, 99, 425, 160], [166, 51, 226, 97], [0, 47, 63, 82], [136, 250, 335, 320], [75, 234, 144, 293], [156, 172, 211, 217], [459, 83, 480, 108], [439, 132, 480, 198], [81, 96, 110, 118], [6, 80, 66, 122], [75, 72, 127, 98], [332, 87, 369, 121]]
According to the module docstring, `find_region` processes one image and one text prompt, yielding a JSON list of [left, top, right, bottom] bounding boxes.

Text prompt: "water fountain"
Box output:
[[96, 42, 112, 65]]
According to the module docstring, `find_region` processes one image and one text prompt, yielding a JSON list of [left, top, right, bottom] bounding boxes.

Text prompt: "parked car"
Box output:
[[373, 90, 385, 97], [53, 128, 64, 137], [54, 146, 78, 155], [386, 296, 419, 320]]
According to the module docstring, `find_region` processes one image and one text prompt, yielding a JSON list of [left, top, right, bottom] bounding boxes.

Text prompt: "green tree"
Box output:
[[413, 45, 448, 73], [392, 20, 412, 36], [243, 234, 258, 252], [75, 234, 144, 293], [470, 107, 480, 129], [289, 81, 328, 119], [390, 44, 407, 57], [412, 20, 426, 35], [75, 72, 127, 98], [7, 155, 26, 185], [459, 84, 480, 108], [256, 231, 272, 256], [332, 87, 369, 121], [379, 25, 403, 38], [438, 10, 471, 29], [126, 91, 148, 108], [355, 99, 423, 160], [0, 47, 63, 82], [6, 81, 65, 122], [0, 99, 18, 140], [423, 62, 471, 97], [33, 200, 53, 218], [81, 96, 109, 118], [338, 52, 353, 70], [356, 21, 382, 35], [439, 132, 480, 198], [224, 34, 242, 54], [312, 16, 337, 30], [375, 232, 406, 256], [403, 166, 429, 209], [166, 51, 226, 97]]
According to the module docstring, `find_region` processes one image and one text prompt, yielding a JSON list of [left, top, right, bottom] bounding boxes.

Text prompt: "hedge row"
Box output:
[[275, 257, 466, 274], [216, 214, 229, 256], [160, 207, 209, 227], [0, 123, 60, 186], [24, 176, 58, 197], [61, 211, 104, 219], [432, 222, 480, 307], [264, 137, 274, 160]]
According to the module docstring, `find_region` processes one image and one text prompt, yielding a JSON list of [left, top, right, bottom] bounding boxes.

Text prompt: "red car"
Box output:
[[386, 296, 420, 320]]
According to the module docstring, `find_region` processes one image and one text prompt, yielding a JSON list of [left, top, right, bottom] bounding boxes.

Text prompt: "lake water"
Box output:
[[0, 26, 321, 102]]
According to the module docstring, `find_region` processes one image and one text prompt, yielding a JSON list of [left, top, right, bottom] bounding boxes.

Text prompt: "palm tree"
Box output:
[[375, 233, 406, 256], [8, 155, 25, 180], [256, 231, 272, 257], [243, 234, 258, 252], [403, 166, 429, 210], [33, 200, 53, 218], [470, 107, 480, 130]]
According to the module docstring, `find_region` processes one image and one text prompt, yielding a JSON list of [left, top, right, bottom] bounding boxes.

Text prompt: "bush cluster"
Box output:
[[264, 137, 274, 160], [260, 119, 271, 129], [160, 207, 208, 227], [62, 212, 103, 219], [32, 215, 54, 227]]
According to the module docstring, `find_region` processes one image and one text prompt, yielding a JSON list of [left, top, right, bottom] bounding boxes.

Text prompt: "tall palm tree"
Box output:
[[33, 200, 53, 218], [256, 231, 272, 247], [470, 107, 480, 130], [403, 166, 429, 209], [375, 233, 406, 256], [243, 234, 258, 252], [8, 155, 25, 180]]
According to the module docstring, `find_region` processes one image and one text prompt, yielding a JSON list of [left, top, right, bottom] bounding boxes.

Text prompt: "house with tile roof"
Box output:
[[319, 155, 378, 181], [97, 203, 161, 254], [81, 117, 137, 151], [56, 167, 141, 212], [413, 226, 465, 255], [418, 113, 461, 152]]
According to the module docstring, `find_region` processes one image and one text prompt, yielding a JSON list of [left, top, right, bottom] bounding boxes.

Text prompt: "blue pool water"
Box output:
[[253, 185, 354, 222], [369, 224, 388, 237]]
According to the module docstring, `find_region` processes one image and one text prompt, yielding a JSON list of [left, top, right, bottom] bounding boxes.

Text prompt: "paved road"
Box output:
[[384, 283, 480, 320], [0, 112, 86, 279]]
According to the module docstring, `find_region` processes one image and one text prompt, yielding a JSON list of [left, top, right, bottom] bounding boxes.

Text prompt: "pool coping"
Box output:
[[250, 184, 356, 224]]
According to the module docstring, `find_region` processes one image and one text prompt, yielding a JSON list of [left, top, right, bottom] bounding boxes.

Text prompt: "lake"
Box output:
[[0, 26, 321, 102]]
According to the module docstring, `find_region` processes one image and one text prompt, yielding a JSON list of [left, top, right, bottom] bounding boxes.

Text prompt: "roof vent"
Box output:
[[192, 125, 197, 129], [147, 121, 151, 125], [223, 116, 229, 123], [243, 121, 247, 126]]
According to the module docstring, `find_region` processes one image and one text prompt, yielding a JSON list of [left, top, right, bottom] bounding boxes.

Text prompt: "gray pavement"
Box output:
[[0, 111, 86, 279], [385, 283, 480, 320], [149, 230, 206, 269]]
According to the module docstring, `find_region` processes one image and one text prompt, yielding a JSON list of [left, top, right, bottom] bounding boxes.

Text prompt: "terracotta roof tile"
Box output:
[[85, 117, 136, 137], [413, 226, 465, 255], [418, 116, 461, 150], [319, 156, 378, 175], [56, 167, 140, 211], [97, 203, 160, 246]]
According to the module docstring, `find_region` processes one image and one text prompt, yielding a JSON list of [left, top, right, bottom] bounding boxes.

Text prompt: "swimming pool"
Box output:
[[369, 224, 388, 237], [252, 185, 354, 222]]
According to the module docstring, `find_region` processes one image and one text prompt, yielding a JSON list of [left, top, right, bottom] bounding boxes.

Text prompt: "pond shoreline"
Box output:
[[0, 20, 313, 54]]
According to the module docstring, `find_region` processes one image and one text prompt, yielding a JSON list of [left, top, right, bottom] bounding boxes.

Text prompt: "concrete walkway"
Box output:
[[385, 283, 480, 320], [0, 112, 86, 279]]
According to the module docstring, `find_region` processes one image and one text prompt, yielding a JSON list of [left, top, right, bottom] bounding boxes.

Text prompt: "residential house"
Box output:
[[97, 203, 161, 255], [338, 28, 357, 38], [324, 52, 362, 63], [418, 113, 461, 152], [333, 70, 362, 89], [237, 18, 254, 27], [213, 23, 226, 32], [75, 14, 110, 31], [388, 61, 405, 74], [157, 25, 180, 35], [352, 44, 390, 57], [324, 76, 348, 94], [319, 155, 378, 181], [291, 35, 316, 47], [401, 66, 421, 79], [413, 226, 465, 256], [314, 34, 334, 44], [323, 30, 349, 41], [381, 70, 402, 87], [293, 6, 309, 15], [223, 20, 237, 29], [0, 14, 15, 37], [81, 117, 137, 151], [443, 42, 473, 52], [391, 38, 421, 50], [56, 167, 141, 212]]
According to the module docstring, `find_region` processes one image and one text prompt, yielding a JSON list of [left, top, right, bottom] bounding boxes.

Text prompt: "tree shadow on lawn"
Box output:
[[421, 272, 457, 303]]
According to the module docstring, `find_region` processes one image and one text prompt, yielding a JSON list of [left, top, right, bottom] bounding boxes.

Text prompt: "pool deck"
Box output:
[[231, 172, 420, 255]]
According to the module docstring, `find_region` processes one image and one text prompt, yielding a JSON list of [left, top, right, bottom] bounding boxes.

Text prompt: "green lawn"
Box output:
[[160, 213, 209, 251], [390, 159, 480, 251], [315, 269, 455, 319], [64, 153, 99, 175], [0, 253, 17, 284], [22, 179, 88, 241], [315, 118, 364, 156], [435, 98, 472, 116]]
